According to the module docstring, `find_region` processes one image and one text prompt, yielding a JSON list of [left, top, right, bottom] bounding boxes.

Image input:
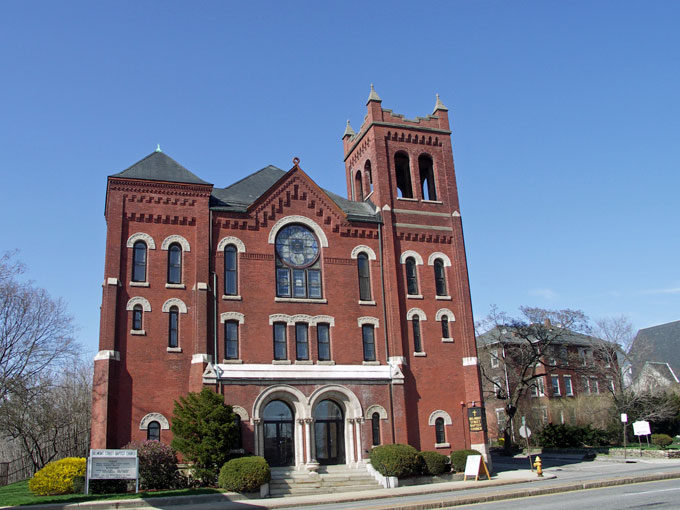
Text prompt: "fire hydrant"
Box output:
[[533, 456, 543, 477]]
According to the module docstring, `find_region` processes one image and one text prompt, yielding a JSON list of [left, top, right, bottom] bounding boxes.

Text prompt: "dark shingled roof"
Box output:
[[210, 165, 381, 223], [110, 152, 212, 185], [477, 325, 602, 348], [629, 320, 680, 377]]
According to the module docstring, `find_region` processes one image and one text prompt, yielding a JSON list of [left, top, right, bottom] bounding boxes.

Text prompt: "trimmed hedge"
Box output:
[[419, 451, 449, 475], [369, 444, 420, 478], [652, 434, 673, 449], [537, 423, 613, 448], [218, 456, 270, 492], [450, 449, 480, 473], [29, 457, 86, 495]]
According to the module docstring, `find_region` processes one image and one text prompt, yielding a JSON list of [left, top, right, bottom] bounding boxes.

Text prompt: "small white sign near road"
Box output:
[[519, 425, 531, 438], [633, 420, 651, 436]]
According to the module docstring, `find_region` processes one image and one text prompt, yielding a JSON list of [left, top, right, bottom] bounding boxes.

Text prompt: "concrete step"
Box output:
[[267, 465, 382, 497], [269, 484, 381, 497]]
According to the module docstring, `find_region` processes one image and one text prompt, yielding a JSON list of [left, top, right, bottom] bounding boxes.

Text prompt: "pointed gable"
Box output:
[[110, 151, 212, 185]]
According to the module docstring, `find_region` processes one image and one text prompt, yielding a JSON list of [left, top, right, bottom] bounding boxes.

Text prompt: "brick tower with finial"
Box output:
[[342, 86, 489, 457]]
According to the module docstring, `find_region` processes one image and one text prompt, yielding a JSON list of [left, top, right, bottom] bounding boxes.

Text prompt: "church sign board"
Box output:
[[85, 449, 138, 494], [468, 407, 485, 432]]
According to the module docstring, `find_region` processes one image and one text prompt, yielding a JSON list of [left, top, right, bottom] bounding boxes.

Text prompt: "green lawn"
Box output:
[[0, 480, 224, 507]]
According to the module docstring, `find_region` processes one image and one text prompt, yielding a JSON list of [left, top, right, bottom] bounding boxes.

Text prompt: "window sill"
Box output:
[[442, 338, 454, 343], [275, 297, 328, 304], [422, 200, 443, 204], [318, 360, 335, 365], [406, 294, 423, 300], [272, 360, 292, 365], [565, 393, 574, 397], [222, 295, 242, 301], [130, 281, 150, 287], [295, 360, 313, 365], [435, 442, 451, 449], [223, 359, 243, 364], [396, 197, 418, 202], [359, 300, 376, 306], [435, 295, 452, 301], [130, 330, 146, 336], [166, 283, 186, 289], [363, 361, 380, 365], [167, 347, 182, 353], [414, 352, 427, 357]]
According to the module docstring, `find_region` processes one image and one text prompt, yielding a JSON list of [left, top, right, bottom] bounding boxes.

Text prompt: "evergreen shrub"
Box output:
[[369, 444, 420, 478], [29, 457, 86, 495], [419, 451, 449, 475], [218, 456, 270, 492], [537, 424, 612, 448], [450, 449, 481, 473], [651, 434, 673, 449], [124, 440, 182, 490]]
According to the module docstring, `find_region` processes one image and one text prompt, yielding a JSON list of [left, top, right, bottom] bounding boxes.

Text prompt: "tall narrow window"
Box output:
[[406, 257, 418, 295], [225, 320, 238, 360], [365, 160, 373, 195], [362, 324, 376, 361], [295, 323, 309, 360], [224, 245, 237, 295], [273, 322, 287, 360], [441, 316, 450, 339], [413, 316, 422, 353], [234, 415, 242, 449], [132, 305, 143, 331], [167, 243, 182, 284], [168, 306, 179, 348], [435, 417, 445, 444], [317, 323, 330, 361], [418, 154, 437, 200], [132, 241, 147, 282], [357, 252, 371, 301], [275, 225, 322, 299], [147, 421, 160, 441], [434, 259, 447, 296], [371, 412, 381, 446], [355, 170, 364, 201], [395, 152, 413, 198]]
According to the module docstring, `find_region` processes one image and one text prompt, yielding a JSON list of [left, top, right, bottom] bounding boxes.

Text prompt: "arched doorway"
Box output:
[[314, 400, 345, 465], [263, 400, 295, 467]]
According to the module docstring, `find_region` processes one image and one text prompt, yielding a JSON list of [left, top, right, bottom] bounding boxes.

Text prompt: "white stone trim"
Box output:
[[126, 296, 151, 312], [406, 308, 427, 321], [428, 410, 453, 426], [140, 413, 170, 430], [107, 277, 120, 286], [94, 350, 119, 361], [268, 215, 328, 247], [217, 236, 246, 253], [290, 314, 314, 324], [308, 384, 364, 420], [462, 357, 478, 366], [427, 252, 452, 267], [161, 234, 191, 252], [310, 315, 335, 326], [382, 204, 391, 211], [358, 316, 380, 328], [365, 405, 388, 420], [162, 298, 187, 313], [126, 232, 156, 249], [435, 308, 455, 321], [350, 245, 377, 260], [192, 353, 211, 364], [220, 312, 245, 324], [232, 405, 250, 421], [452, 211, 461, 217], [399, 250, 423, 265], [269, 314, 291, 325]]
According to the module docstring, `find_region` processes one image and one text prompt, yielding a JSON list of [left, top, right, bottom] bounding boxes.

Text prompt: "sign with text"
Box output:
[[86, 449, 138, 494], [633, 420, 651, 436], [468, 407, 485, 432]]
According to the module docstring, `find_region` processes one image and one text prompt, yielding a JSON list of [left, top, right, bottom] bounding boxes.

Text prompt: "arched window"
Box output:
[[362, 324, 376, 361], [275, 225, 322, 299], [132, 304, 143, 331], [357, 252, 371, 301], [406, 257, 419, 295], [132, 241, 147, 282], [167, 243, 182, 284], [434, 258, 447, 296], [234, 415, 242, 449], [295, 323, 309, 360], [147, 420, 161, 441], [419, 154, 437, 200], [372, 412, 381, 446], [365, 160, 373, 195], [168, 306, 179, 348], [224, 244, 237, 295], [441, 316, 450, 339], [225, 320, 238, 360], [355, 170, 364, 201], [395, 152, 413, 198], [435, 417, 445, 444], [317, 323, 331, 361], [413, 315, 422, 353]]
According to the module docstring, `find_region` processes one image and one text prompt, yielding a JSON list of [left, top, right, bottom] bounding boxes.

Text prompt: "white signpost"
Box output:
[[86, 449, 139, 495]]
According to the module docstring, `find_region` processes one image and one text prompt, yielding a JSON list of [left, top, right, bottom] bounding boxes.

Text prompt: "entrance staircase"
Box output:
[[268, 465, 382, 497]]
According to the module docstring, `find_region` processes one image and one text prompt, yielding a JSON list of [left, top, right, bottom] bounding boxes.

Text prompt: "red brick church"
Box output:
[[91, 87, 489, 468]]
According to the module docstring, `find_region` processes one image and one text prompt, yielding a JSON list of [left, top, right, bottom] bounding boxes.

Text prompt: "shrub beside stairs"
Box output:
[[268, 465, 382, 497]]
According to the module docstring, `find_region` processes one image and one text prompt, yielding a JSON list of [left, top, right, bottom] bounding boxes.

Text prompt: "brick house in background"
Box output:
[[477, 324, 619, 442], [91, 87, 490, 469]]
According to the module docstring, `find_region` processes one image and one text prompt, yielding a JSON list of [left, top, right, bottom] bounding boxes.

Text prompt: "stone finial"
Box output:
[[343, 120, 355, 138], [155, 144, 162, 153], [366, 83, 382, 105], [433, 93, 448, 113]]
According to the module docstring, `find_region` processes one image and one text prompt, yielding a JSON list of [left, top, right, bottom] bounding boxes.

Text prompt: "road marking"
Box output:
[[624, 487, 680, 496]]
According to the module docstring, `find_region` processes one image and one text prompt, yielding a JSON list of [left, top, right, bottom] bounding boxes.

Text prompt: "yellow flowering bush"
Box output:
[[29, 457, 86, 495]]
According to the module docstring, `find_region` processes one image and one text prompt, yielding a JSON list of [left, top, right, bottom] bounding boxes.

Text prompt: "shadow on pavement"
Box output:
[[491, 450, 595, 473]]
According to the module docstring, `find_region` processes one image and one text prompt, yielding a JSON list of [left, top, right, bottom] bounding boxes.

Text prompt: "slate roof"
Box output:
[[629, 320, 680, 377], [110, 151, 212, 185], [477, 325, 602, 348]]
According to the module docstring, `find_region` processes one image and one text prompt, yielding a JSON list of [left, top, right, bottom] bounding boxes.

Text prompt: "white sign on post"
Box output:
[[86, 449, 139, 495], [621, 413, 628, 423], [633, 421, 651, 436]]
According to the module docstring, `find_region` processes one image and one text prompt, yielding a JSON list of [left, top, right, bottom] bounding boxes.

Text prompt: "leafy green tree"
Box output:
[[170, 388, 237, 484]]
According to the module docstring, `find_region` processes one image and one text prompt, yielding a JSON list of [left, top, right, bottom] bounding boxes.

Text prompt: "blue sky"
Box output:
[[1, 1, 678, 358]]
